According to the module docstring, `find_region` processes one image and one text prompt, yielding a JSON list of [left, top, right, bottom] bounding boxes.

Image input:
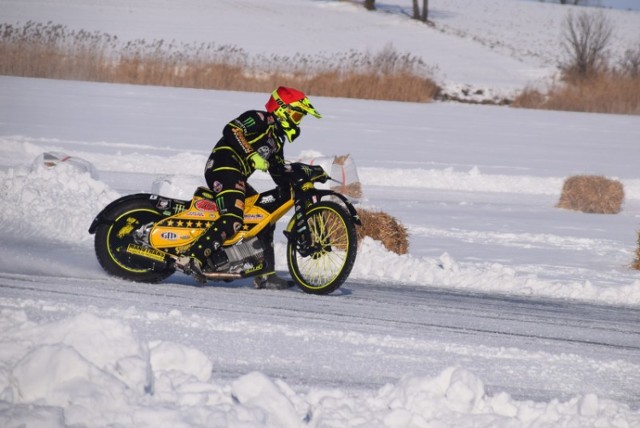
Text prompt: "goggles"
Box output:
[[287, 107, 306, 125]]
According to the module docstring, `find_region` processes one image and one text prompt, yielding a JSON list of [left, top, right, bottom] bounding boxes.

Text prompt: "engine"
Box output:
[[211, 237, 265, 273]]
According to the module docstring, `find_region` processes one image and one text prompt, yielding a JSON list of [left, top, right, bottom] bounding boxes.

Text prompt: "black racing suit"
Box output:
[[188, 110, 288, 268]]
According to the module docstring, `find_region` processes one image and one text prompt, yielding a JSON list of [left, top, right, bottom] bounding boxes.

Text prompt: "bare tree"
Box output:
[[561, 10, 613, 78], [412, 0, 429, 22], [619, 44, 640, 78], [539, 0, 583, 4], [360, 1, 429, 22]]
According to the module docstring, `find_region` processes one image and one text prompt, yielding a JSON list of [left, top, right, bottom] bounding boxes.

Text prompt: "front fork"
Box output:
[[284, 192, 317, 257]]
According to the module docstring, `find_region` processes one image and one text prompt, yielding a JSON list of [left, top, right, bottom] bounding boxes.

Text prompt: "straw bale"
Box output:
[[356, 208, 409, 255], [632, 230, 640, 270], [556, 175, 624, 214]]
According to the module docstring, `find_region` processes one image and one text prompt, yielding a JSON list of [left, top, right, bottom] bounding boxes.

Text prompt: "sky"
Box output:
[[1, 0, 640, 427]]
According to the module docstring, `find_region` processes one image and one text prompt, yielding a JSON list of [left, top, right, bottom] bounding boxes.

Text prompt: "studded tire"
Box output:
[[287, 201, 357, 295], [94, 196, 175, 283]]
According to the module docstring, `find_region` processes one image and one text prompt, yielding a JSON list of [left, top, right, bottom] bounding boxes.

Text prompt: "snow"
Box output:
[[1, 0, 640, 426], [2, 0, 639, 102]]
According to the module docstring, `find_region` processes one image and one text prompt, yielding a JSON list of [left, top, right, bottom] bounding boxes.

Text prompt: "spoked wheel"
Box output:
[[287, 201, 357, 294], [94, 196, 174, 283]]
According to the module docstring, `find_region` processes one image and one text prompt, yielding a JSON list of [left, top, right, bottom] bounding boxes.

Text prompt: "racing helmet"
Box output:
[[265, 86, 322, 142]]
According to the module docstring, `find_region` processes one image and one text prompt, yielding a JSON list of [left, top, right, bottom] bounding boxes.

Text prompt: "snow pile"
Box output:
[[0, 157, 120, 244], [360, 166, 565, 195], [1, 310, 637, 428], [360, 167, 640, 200]]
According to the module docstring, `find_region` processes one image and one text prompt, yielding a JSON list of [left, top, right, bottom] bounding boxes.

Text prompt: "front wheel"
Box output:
[[287, 201, 357, 295]]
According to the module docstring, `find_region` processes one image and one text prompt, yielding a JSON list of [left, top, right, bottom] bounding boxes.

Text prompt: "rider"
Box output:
[[177, 86, 322, 289]]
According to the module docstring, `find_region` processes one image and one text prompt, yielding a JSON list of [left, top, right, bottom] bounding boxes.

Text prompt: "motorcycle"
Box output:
[[88, 162, 361, 295]]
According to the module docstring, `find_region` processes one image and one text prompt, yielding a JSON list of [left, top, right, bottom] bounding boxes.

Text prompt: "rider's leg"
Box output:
[[185, 170, 246, 279], [253, 273, 295, 290], [253, 225, 294, 290]]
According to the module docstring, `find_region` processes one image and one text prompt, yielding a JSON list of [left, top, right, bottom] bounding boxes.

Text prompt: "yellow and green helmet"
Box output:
[[265, 87, 322, 142]]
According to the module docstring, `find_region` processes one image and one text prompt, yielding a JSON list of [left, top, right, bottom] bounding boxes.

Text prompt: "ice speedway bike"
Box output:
[[89, 162, 360, 295]]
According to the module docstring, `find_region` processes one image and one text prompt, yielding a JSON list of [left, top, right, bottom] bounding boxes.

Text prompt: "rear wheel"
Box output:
[[94, 196, 174, 283], [287, 201, 357, 295]]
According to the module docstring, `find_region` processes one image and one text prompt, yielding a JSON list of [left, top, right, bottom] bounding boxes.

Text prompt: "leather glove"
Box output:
[[310, 165, 329, 183], [249, 152, 269, 172], [289, 163, 329, 182]]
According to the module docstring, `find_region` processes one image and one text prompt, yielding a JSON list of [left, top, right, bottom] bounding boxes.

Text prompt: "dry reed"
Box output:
[[0, 21, 439, 103], [513, 72, 640, 115]]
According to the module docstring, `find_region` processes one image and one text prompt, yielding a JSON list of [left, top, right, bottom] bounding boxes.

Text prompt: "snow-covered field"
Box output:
[[2, 0, 639, 102], [1, 0, 640, 427]]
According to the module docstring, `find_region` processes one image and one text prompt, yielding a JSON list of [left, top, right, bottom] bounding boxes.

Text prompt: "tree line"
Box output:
[[362, 0, 588, 22]]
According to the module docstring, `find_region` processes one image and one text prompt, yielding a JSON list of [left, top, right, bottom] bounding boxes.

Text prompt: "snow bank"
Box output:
[[360, 167, 640, 200], [1, 310, 637, 428], [0, 158, 120, 244]]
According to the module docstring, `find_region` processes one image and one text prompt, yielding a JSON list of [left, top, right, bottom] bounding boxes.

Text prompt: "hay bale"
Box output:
[[632, 230, 640, 271], [332, 182, 363, 200], [556, 175, 624, 214], [356, 208, 409, 255]]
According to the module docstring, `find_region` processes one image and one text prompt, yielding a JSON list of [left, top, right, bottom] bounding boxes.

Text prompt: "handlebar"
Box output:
[[286, 162, 330, 184]]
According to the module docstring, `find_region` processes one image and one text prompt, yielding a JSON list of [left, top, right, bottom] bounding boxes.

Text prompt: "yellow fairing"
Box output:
[[149, 196, 220, 249], [149, 192, 294, 250], [224, 194, 293, 245]]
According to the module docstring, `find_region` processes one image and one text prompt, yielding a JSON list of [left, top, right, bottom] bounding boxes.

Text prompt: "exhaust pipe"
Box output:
[[202, 272, 242, 281]]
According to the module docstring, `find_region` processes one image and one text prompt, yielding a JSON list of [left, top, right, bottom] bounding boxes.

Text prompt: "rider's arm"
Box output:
[[222, 111, 265, 156], [222, 111, 275, 173], [268, 153, 290, 186]]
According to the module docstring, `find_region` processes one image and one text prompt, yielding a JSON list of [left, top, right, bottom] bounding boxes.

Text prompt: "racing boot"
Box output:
[[177, 235, 222, 284], [253, 273, 295, 290], [253, 229, 294, 290]]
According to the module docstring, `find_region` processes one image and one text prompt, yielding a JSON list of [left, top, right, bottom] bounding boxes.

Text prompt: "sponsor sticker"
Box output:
[[195, 199, 217, 212], [245, 263, 263, 273], [216, 197, 227, 214], [160, 232, 178, 241], [126, 244, 165, 262], [258, 145, 271, 158], [156, 199, 171, 209], [232, 127, 253, 153], [260, 195, 276, 204], [244, 213, 264, 221]]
